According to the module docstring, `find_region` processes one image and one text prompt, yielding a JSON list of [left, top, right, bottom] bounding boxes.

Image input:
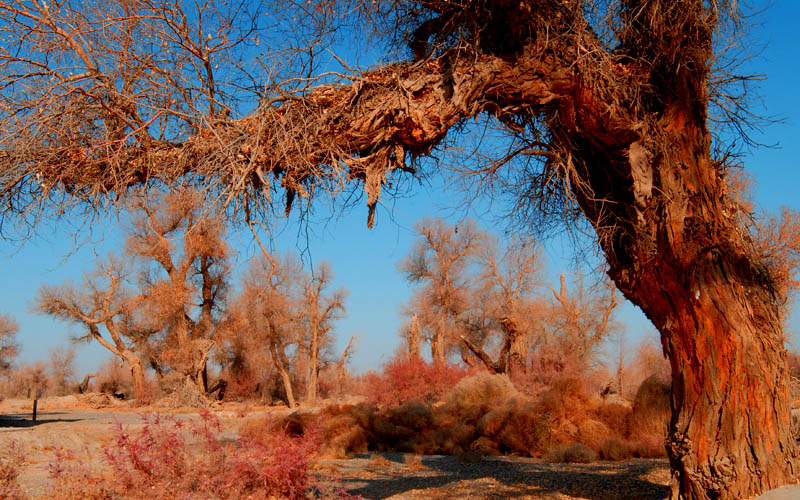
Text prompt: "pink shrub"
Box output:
[[360, 355, 469, 407], [45, 410, 357, 500]]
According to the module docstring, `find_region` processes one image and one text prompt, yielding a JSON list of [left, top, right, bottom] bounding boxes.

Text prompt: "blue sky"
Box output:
[[1, 3, 799, 376]]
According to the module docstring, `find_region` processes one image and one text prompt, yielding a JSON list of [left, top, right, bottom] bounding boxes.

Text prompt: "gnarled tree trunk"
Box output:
[[570, 104, 800, 498]]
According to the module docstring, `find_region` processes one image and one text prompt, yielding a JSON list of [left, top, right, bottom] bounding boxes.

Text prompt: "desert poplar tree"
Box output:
[[1, 1, 798, 496]]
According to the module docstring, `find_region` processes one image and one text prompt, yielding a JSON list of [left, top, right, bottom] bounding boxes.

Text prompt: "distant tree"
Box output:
[[400, 217, 485, 364], [547, 272, 619, 363], [462, 235, 544, 377], [299, 262, 347, 404], [126, 189, 229, 392], [222, 252, 304, 407], [34, 256, 152, 399], [47, 345, 76, 396], [16, 362, 48, 399], [0, 313, 19, 376], [35, 189, 229, 397]]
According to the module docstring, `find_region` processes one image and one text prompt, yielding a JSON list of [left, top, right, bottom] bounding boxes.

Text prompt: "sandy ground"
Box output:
[[0, 396, 672, 499]]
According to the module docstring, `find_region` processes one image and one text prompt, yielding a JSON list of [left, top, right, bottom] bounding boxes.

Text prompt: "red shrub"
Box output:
[[224, 370, 260, 401], [45, 411, 358, 500], [359, 355, 469, 407]]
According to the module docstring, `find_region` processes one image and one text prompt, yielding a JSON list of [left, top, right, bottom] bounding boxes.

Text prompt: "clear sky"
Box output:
[[1, 3, 799, 376]]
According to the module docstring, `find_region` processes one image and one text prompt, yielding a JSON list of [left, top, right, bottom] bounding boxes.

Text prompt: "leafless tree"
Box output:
[[47, 345, 76, 396], [299, 261, 347, 404], [0, 313, 19, 376], [1, 0, 797, 496], [223, 252, 304, 407], [547, 273, 619, 362], [126, 189, 229, 392], [33, 256, 152, 399], [400, 217, 484, 364], [463, 234, 544, 377], [35, 190, 229, 397]]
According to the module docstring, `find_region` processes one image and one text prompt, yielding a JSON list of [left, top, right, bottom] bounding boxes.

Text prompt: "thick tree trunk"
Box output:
[[648, 262, 797, 499], [122, 351, 147, 401], [432, 317, 446, 365], [503, 317, 527, 379], [575, 117, 800, 498], [408, 314, 421, 360]]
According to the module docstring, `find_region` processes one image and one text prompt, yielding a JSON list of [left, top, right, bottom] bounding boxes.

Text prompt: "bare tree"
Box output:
[[548, 273, 619, 362], [300, 262, 347, 404], [35, 190, 229, 398], [47, 346, 76, 396], [34, 256, 152, 399], [464, 235, 544, 377], [127, 189, 229, 392], [2, 0, 798, 496], [0, 314, 19, 376], [400, 217, 484, 364], [223, 252, 304, 408]]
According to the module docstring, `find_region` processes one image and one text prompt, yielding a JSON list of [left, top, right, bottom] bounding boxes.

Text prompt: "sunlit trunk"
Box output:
[[307, 323, 319, 404], [579, 117, 800, 499], [122, 351, 147, 401], [270, 341, 295, 408]]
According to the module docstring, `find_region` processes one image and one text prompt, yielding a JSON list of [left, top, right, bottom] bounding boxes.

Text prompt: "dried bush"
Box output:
[[547, 443, 597, 464], [0, 440, 24, 500], [595, 401, 633, 437], [359, 355, 469, 407], [444, 372, 518, 414], [95, 357, 135, 398], [629, 432, 668, 458], [222, 370, 261, 402], [576, 419, 613, 450], [272, 369, 670, 461], [599, 438, 633, 461], [43, 411, 355, 500], [629, 375, 671, 440]]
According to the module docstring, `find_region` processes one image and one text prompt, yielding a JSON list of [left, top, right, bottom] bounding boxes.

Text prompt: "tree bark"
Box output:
[[307, 323, 319, 404], [432, 316, 446, 365], [122, 351, 147, 401], [408, 314, 421, 360], [570, 113, 800, 498], [502, 317, 527, 379], [270, 341, 295, 408]]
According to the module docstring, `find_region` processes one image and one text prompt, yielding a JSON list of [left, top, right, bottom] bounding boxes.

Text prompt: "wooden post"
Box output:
[[32, 399, 38, 422]]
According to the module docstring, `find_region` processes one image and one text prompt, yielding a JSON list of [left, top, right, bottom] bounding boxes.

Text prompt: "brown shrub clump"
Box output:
[[547, 443, 598, 463], [599, 438, 633, 461], [271, 372, 669, 462], [444, 372, 518, 414], [629, 375, 670, 436]]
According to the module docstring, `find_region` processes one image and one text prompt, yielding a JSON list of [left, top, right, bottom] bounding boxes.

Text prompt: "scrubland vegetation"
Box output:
[[0, 205, 687, 498]]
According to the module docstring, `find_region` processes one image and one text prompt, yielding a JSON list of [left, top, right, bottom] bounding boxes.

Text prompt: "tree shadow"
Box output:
[[0, 412, 83, 428], [330, 455, 670, 500]]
